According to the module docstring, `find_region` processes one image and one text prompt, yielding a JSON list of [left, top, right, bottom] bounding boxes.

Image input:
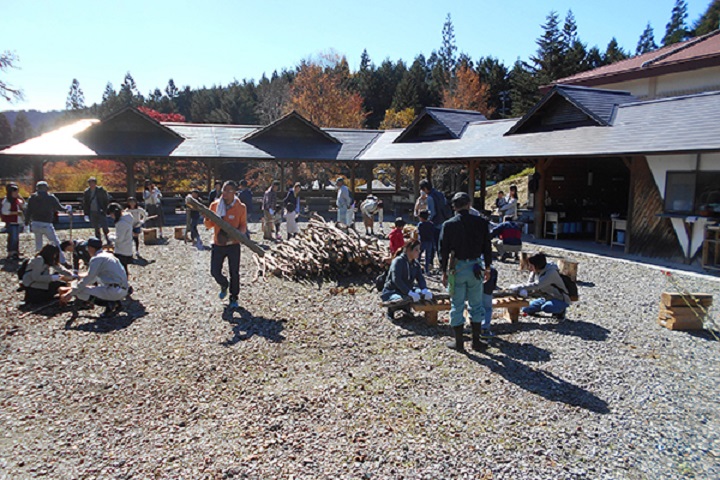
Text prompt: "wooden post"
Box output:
[[413, 162, 421, 197], [366, 163, 374, 195], [205, 161, 213, 193], [467, 160, 476, 200], [124, 158, 136, 198], [395, 162, 401, 193], [32, 157, 45, 185], [480, 166, 487, 210], [426, 165, 433, 185], [349, 162, 356, 194], [533, 159, 547, 238], [292, 161, 299, 186], [279, 160, 285, 191], [624, 156, 635, 255]]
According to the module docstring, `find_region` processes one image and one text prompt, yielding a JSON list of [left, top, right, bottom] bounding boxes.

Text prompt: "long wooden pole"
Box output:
[[185, 196, 265, 257]]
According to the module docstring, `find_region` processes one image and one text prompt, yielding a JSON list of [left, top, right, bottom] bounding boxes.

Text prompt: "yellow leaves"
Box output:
[[379, 108, 416, 129]]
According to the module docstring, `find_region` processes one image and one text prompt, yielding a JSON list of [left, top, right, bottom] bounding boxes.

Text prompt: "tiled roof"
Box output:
[[551, 29, 720, 87]]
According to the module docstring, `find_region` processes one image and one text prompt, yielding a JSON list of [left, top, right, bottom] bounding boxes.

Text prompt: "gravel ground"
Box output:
[[1, 224, 719, 479]]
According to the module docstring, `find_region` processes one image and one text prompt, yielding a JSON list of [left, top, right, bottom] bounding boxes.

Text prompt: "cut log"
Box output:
[[174, 226, 185, 240], [185, 196, 264, 257], [143, 228, 158, 245], [559, 258, 578, 282], [660, 292, 712, 308]]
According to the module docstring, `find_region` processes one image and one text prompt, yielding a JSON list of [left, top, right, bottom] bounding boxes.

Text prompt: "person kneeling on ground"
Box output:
[[510, 252, 570, 319], [59, 237, 129, 317], [381, 238, 432, 320], [60, 239, 90, 271], [21, 244, 76, 304]]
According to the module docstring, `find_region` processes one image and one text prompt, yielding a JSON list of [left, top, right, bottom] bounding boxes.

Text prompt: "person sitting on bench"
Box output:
[[59, 237, 129, 317], [490, 220, 522, 261], [380, 238, 432, 320], [21, 244, 75, 304], [510, 252, 570, 320]]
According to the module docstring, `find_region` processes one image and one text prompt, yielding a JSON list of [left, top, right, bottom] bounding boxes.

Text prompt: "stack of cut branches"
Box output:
[[254, 214, 388, 280]]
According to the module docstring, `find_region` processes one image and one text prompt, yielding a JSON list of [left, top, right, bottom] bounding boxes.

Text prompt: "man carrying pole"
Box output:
[[204, 180, 247, 310]]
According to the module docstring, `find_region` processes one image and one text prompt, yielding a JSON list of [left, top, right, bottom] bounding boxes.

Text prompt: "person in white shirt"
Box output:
[[106, 203, 134, 276], [143, 181, 164, 238], [59, 237, 129, 317], [125, 197, 147, 255], [336, 177, 352, 226]]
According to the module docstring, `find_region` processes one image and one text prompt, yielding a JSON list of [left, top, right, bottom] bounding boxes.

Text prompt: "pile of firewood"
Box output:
[[253, 214, 388, 280]]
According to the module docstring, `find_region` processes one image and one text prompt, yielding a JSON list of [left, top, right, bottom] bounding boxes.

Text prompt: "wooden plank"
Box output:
[[558, 258, 578, 282], [657, 315, 704, 331], [661, 292, 713, 308], [185, 195, 265, 257]]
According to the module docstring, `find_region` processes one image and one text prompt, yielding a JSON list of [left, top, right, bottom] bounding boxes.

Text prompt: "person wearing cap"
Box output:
[[1, 183, 25, 259], [25, 181, 69, 252], [82, 177, 111, 245], [283, 182, 302, 240], [360, 194, 381, 236], [185, 189, 203, 249], [59, 237, 129, 317], [439, 191, 493, 352], [335, 177, 352, 226], [262, 181, 281, 241], [204, 180, 247, 309]]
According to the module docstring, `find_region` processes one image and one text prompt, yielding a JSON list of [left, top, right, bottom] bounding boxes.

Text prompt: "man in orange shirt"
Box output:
[[204, 180, 247, 309]]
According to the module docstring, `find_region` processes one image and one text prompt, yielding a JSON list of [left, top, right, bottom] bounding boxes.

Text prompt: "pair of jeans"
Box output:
[[420, 240, 434, 272], [483, 293, 493, 329], [337, 206, 348, 225], [448, 259, 485, 327], [189, 215, 201, 241], [6, 224, 20, 255], [31, 221, 60, 252], [522, 297, 569, 315], [211, 243, 240, 301]]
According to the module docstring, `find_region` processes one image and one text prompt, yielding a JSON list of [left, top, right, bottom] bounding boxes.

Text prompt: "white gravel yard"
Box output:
[[1, 225, 719, 479]]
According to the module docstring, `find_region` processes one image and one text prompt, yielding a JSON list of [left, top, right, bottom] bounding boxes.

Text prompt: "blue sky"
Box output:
[[1, 0, 708, 112]]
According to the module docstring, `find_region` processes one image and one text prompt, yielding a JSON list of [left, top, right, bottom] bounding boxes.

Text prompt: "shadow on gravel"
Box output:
[[467, 347, 610, 414], [684, 329, 720, 342], [0, 257, 20, 273], [64, 300, 147, 333], [494, 318, 610, 342], [492, 338, 551, 362], [131, 255, 156, 268], [576, 281, 595, 288], [221, 306, 286, 346]]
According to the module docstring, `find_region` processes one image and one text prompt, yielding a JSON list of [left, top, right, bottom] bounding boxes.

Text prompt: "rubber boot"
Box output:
[[447, 325, 465, 352], [471, 322, 487, 352]]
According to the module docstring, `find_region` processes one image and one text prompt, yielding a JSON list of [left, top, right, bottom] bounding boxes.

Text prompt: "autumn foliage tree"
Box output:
[[442, 65, 494, 117], [379, 108, 416, 129], [45, 160, 125, 192], [289, 54, 366, 128], [137, 106, 186, 122]]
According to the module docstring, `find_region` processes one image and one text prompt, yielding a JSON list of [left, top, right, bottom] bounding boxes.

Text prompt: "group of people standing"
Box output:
[[381, 180, 571, 353]]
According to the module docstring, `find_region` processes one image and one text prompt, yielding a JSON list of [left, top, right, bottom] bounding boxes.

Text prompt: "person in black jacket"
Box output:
[[25, 181, 70, 253], [381, 238, 432, 320], [82, 177, 111, 245], [439, 192, 493, 352]]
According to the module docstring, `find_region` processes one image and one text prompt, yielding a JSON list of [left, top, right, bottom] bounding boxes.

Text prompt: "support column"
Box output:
[[32, 157, 45, 185], [624, 156, 636, 255], [467, 160, 476, 200], [365, 163, 374, 195], [533, 159, 547, 238], [205, 161, 213, 193], [124, 158, 136, 198], [279, 160, 285, 191], [426, 164, 433, 185], [413, 162, 421, 196], [480, 166, 487, 211], [349, 162, 356, 194], [291, 161, 299, 186], [395, 162, 401, 194]]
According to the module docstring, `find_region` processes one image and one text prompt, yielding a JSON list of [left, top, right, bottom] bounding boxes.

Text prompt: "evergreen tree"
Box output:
[[530, 11, 565, 84], [0, 113, 12, 147], [11, 111, 33, 144], [585, 46, 605, 69], [663, 0, 690, 46], [636, 23, 659, 55], [693, 0, 720, 36], [65, 78, 85, 111], [439, 13, 457, 76], [477, 57, 510, 118], [509, 60, 540, 117], [119, 72, 143, 107], [561, 11, 588, 78], [604, 38, 629, 64], [391, 73, 420, 112], [165, 79, 179, 99]]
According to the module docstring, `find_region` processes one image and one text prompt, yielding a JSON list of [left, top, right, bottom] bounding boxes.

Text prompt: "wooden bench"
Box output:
[[381, 294, 532, 325]]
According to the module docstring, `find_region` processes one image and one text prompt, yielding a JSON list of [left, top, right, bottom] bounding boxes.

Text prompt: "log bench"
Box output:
[[381, 294, 532, 325]]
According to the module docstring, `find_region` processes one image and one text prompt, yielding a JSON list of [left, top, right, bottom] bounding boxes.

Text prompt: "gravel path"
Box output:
[[1, 225, 719, 479]]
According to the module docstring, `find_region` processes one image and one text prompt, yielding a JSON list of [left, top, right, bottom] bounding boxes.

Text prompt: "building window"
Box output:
[[664, 171, 720, 216]]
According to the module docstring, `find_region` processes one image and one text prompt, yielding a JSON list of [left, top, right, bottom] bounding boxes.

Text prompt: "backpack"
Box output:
[[430, 190, 452, 223], [554, 273, 578, 300], [375, 269, 389, 292], [17, 258, 31, 282]]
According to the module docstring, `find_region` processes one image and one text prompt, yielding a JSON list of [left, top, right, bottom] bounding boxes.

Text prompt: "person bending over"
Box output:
[[21, 244, 75, 304], [510, 252, 570, 320]]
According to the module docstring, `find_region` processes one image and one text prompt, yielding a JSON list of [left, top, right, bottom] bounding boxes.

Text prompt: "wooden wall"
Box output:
[[627, 156, 684, 259]]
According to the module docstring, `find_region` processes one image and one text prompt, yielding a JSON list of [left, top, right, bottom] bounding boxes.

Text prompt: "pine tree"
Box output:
[[604, 38, 629, 64], [636, 23, 659, 55], [65, 78, 85, 111], [11, 112, 33, 144], [119, 72, 143, 107], [509, 60, 541, 117], [165, 79, 179, 99], [530, 11, 565, 84], [663, 0, 690, 46], [560, 11, 588, 78], [477, 57, 510, 118], [439, 13, 457, 75], [693, 0, 720, 37], [0, 113, 12, 147]]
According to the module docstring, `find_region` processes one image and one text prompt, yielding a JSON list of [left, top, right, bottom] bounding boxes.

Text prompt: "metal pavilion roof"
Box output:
[[3, 88, 720, 163]]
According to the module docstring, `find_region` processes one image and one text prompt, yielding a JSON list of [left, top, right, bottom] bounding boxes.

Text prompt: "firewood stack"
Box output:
[[657, 292, 713, 330], [254, 213, 388, 280]]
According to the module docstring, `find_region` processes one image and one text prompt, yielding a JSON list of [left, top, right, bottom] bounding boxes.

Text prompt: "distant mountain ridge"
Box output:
[[0, 110, 66, 133]]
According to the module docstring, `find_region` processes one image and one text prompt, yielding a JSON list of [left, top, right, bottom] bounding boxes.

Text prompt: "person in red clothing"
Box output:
[[204, 180, 247, 309], [388, 217, 406, 256]]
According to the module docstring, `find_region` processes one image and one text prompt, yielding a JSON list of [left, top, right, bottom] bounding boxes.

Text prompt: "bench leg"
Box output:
[[425, 310, 438, 326], [505, 307, 521, 323]]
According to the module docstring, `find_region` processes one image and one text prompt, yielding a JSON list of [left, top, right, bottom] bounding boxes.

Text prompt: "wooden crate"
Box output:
[[657, 301, 709, 331], [174, 226, 185, 240], [143, 228, 158, 245], [660, 292, 713, 308]]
